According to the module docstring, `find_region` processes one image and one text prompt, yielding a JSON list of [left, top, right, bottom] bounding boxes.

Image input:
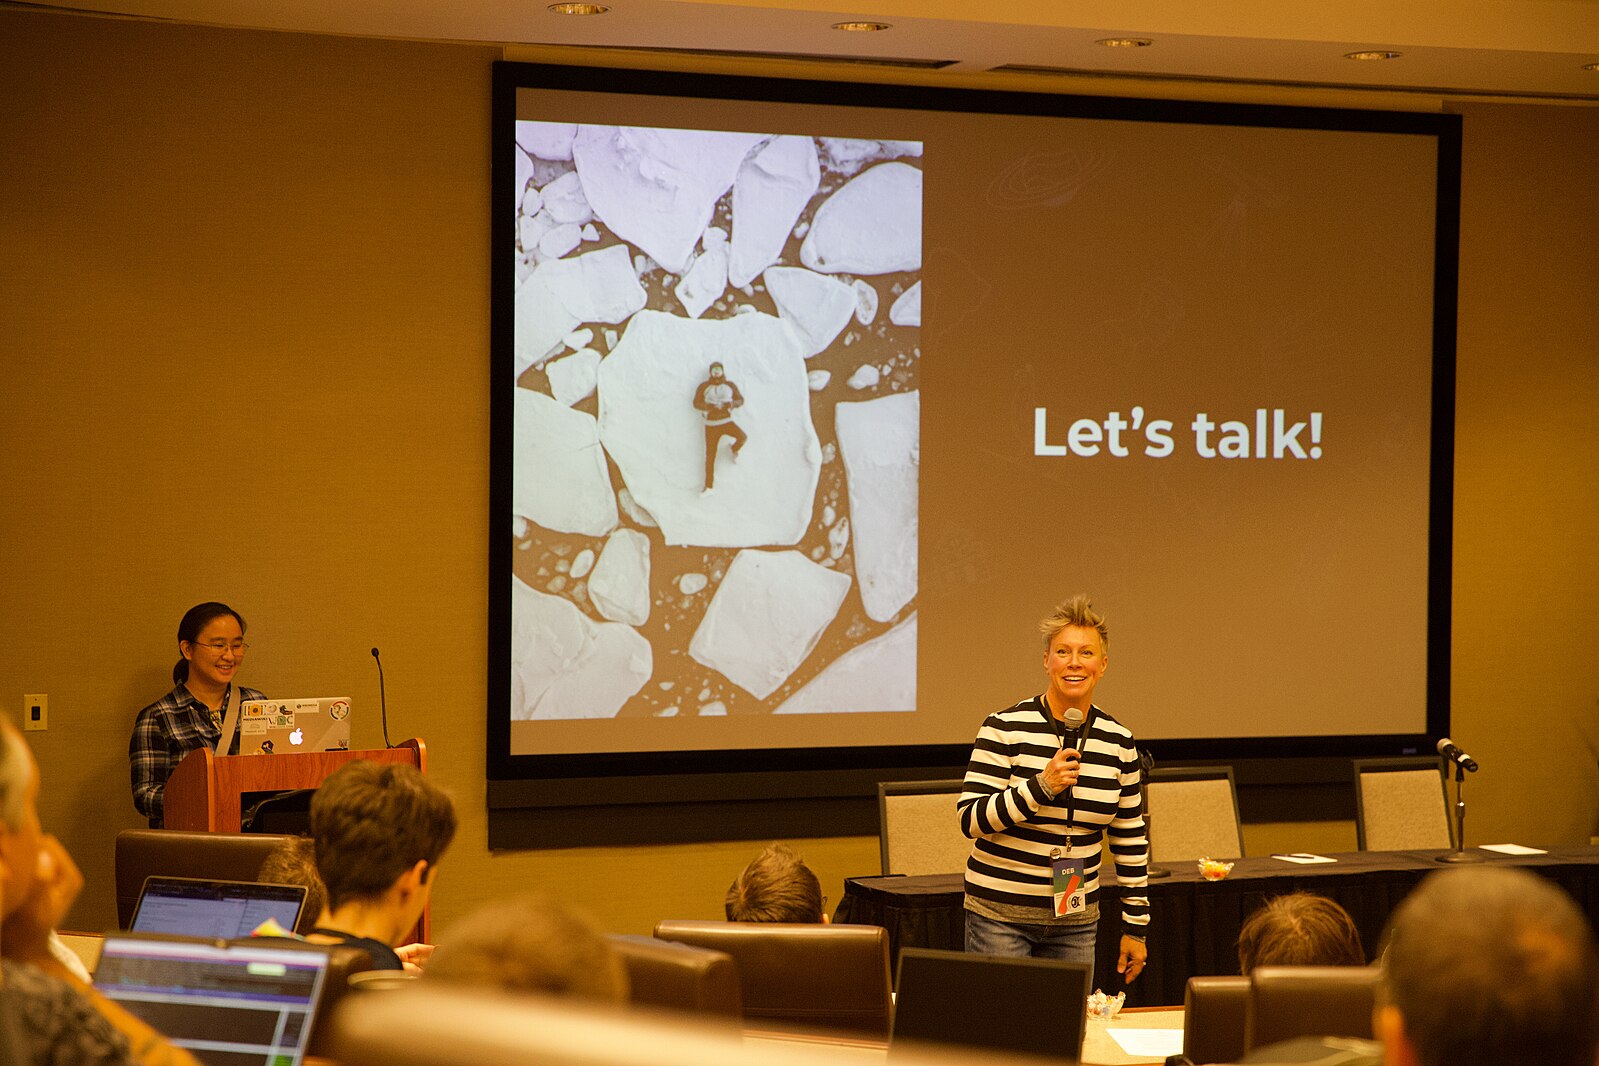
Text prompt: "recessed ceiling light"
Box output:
[[548, 3, 608, 13], [1095, 37, 1153, 48], [833, 21, 891, 32], [1344, 50, 1402, 61]]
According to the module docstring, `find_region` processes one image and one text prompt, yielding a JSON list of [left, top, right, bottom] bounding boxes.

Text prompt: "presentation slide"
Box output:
[[491, 68, 1454, 778]]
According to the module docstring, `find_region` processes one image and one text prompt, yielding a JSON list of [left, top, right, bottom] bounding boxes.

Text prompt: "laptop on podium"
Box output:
[[219, 696, 352, 756]]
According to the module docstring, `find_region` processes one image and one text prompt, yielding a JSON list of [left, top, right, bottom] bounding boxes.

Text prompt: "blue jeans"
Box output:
[[965, 911, 1095, 987]]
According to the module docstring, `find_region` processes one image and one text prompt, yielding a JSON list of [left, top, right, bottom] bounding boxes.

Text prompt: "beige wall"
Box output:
[[1, 9, 1594, 937]]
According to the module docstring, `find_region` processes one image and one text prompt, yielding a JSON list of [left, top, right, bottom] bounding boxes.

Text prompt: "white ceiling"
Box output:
[[20, 0, 1599, 100]]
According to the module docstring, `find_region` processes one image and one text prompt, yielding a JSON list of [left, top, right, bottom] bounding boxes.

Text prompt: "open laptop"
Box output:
[[892, 947, 1090, 1063], [228, 696, 352, 755], [94, 934, 330, 1066], [130, 876, 308, 939]]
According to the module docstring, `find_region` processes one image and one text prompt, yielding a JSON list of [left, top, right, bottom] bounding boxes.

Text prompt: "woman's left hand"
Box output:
[[1116, 934, 1148, 983]]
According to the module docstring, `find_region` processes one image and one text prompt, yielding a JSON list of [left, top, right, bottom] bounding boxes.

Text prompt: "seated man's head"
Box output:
[[0, 718, 44, 926], [1377, 867, 1599, 1066], [426, 893, 628, 1003], [258, 836, 326, 936], [725, 843, 825, 923], [309, 762, 456, 944], [1237, 892, 1366, 973]]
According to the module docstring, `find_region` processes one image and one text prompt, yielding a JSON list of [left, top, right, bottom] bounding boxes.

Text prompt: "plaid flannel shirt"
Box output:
[[128, 682, 265, 827]]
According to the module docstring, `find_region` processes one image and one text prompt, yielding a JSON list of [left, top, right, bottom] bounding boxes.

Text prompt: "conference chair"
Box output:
[[1244, 965, 1381, 1052], [1145, 766, 1244, 863], [1182, 975, 1249, 1065], [877, 779, 969, 875], [653, 920, 892, 1037], [114, 828, 296, 929], [608, 934, 743, 1019], [327, 984, 1029, 1066], [1351, 758, 1452, 851]]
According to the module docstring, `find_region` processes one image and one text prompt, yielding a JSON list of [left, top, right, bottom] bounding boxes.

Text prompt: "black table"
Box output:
[[836, 845, 1599, 1006]]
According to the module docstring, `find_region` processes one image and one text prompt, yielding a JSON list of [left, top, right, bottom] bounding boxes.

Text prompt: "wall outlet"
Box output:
[[24, 694, 47, 731]]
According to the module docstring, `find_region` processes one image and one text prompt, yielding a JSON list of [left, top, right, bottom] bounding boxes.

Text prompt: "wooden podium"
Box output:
[[163, 739, 428, 832]]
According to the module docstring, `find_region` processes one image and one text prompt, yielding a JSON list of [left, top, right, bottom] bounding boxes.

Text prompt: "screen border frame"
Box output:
[[486, 60, 1459, 808]]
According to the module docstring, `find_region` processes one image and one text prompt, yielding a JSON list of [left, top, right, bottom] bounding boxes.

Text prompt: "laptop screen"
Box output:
[[892, 948, 1089, 1063], [94, 935, 329, 1066], [131, 877, 308, 939]]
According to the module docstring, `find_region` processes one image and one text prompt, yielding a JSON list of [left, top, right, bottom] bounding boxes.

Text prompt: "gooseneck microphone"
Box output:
[[1437, 737, 1478, 772], [372, 647, 394, 749]]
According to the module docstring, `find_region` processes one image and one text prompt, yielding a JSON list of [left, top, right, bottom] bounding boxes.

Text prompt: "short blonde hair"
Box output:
[[1039, 594, 1109, 652]]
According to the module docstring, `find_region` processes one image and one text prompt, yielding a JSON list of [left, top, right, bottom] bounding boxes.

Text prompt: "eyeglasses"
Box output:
[[188, 641, 250, 654]]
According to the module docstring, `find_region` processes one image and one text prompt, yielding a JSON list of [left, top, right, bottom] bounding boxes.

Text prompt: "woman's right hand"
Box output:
[[1042, 747, 1081, 795]]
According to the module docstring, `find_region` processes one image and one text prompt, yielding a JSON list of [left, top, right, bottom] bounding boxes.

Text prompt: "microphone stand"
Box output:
[[1435, 757, 1483, 864], [1140, 748, 1170, 879]]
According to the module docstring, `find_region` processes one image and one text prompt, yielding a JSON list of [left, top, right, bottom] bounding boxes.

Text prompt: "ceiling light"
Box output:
[[547, 3, 608, 13], [833, 21, 891, 32], [1095, 37, 1153, 48], [1584, 62, 1599, 72], [1344, 50, 1402, 61]]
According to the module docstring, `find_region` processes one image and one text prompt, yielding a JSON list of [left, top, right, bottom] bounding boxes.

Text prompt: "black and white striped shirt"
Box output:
[[959, 696, 1150, 932]]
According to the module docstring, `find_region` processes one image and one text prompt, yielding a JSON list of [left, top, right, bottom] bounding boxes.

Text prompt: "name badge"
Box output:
[[1051, 855, 1088, 917]]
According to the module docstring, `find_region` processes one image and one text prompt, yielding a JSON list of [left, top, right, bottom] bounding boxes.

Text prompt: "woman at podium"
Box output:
[[128, 602, 266, 828]]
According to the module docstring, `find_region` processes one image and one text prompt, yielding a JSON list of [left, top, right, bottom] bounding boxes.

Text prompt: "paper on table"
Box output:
[[1271, 853, 1337, 864], [1479, 843, 1547, 855], [1105, 1028, 1185, 1057]]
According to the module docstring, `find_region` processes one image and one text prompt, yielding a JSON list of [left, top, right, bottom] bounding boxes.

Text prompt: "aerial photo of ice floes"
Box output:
[[510, 122, 921, 722]]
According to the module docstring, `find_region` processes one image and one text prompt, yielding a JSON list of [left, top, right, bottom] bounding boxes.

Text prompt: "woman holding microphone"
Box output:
[[957, 594, 1149, 985]]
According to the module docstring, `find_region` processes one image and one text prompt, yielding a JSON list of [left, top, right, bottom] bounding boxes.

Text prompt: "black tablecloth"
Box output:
[[835, 845, 1599, 1006]]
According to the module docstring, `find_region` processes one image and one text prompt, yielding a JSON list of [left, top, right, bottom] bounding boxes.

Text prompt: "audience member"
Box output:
[[306, 761, 456, 972], [1, 718, 198, 1066], [1376, 867, 1599, 1066], [426, 893, 628, 1003], [1237, 892, 1366, 973], [725, 842, 826, 923], [256, 836, 325, 936]]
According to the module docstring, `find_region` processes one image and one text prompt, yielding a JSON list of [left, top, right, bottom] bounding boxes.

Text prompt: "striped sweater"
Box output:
[[958, 696, 1150, 932]]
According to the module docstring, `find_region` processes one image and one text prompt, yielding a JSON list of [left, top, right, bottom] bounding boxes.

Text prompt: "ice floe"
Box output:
[[689, 548, 852, 698], [588, 527, 651, 626], [773, 613, 916, 714], [675, 243, 729, 320], [597, 310, 821, 548], [514, 244, 646, 378], [541, 171, 593, 225], [729, 135, 821, 288], [764, 266, 856, 357], [572, 125, 766, 274], [801, 162, 922, 276], [889, 280, 922, 327], [517, 121, 576, 162], [546, 348, 601, 406], [835, 390, 919, 621], [513, 388, 619, 537], [510, 577, 651, 720]]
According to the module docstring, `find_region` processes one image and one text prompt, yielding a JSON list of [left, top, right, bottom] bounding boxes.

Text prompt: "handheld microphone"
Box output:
[[1061, 707, 1086, 753], [372, 647, 394, 749], [1437, 737, 1478, 772]]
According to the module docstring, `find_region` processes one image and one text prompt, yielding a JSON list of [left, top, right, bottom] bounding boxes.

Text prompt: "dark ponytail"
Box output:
[[173, 602, 247, 684]]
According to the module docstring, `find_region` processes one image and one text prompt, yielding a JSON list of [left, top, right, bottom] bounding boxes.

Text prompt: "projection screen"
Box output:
[[488, 63, 1459, 803]]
